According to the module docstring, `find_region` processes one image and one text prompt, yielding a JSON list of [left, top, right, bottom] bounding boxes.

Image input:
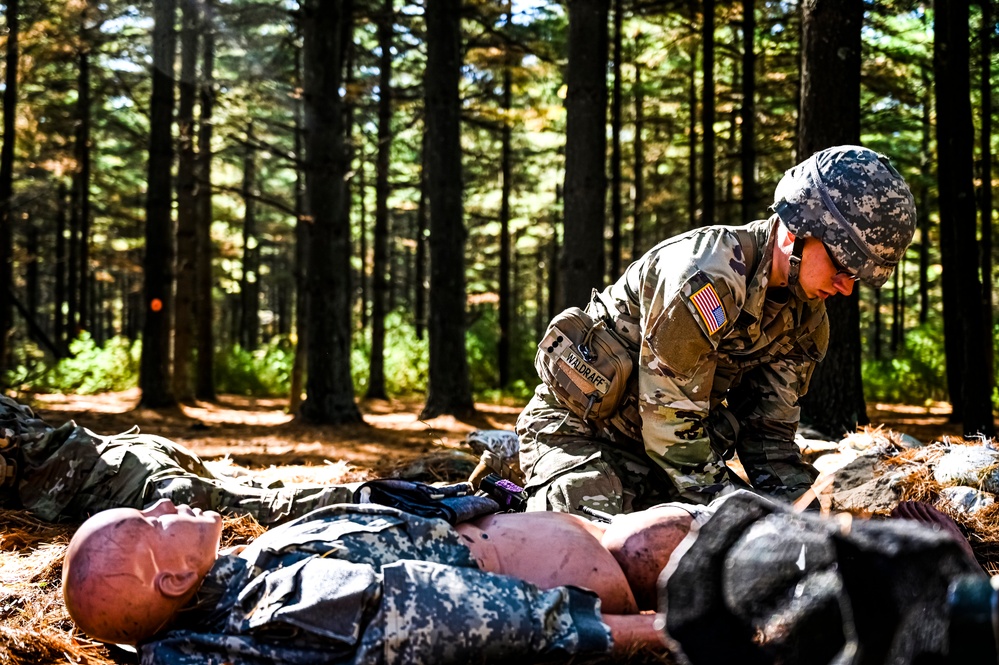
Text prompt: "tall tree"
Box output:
[[795, 0, 864, 436], [421, 0, 475, 418], [918, 67, 932, 325], [173, 0, 200, 401], [75, 23, 93, 335], [632, 32, 645, 259], [935, 0, 996, 436], [290, 33, 307, 413], [700, 0, 715, 226], [498, 3, 514, 388], [140, 0, 179, 408], [54, 182, 68, 349], [367, 0, 394, 400], [741, 0, 757, 223], [560, 0, 609, 309], [299, 0, 362, 424], [980, 0, 995, 395], [194, 0, 216, 401], [415, 132, 428, 341], [609, 0, 624, 279], [687, 39, 698, 228], [0, 0, 18, 373], [238, 125, 259, 351]]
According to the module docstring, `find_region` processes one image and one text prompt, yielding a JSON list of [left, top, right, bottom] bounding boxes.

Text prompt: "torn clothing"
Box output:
[[519, 218, 826, 511], [141, 504, 612, 665]]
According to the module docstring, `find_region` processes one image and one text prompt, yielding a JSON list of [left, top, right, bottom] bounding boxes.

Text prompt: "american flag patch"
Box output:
[[690, 283, 727, 334]]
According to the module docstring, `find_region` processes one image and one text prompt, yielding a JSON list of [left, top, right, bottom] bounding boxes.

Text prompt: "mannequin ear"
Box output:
[[155, 570, 200, 598]]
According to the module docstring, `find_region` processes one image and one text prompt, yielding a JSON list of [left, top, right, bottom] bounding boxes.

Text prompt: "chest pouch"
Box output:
[[535, 306, 633, 422]]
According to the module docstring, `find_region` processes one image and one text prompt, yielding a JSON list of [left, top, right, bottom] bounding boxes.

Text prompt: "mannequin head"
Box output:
[[62, 499, 223, 644]]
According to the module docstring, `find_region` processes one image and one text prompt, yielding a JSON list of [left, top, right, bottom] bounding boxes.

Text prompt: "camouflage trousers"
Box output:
[[81, 431, 355, 526], [2, 393, 353, 525], [516, 389, 680, 517]]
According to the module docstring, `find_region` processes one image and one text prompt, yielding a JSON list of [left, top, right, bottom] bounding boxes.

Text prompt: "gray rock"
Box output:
[[940, 486, 995, 515]]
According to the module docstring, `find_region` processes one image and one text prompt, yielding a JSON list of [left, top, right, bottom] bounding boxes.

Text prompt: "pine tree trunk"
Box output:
[[415, 134, 428, 340], [54, 182, 68, 350], [367, 0, 393, 400], [741, 0, 757, 223], [609, 0, 623, 280], [560, 0, 609, 309], [795, 0, 865, 436], [498, 3, 514, 388], [935, 0, 996, 436], [74, 45, 92, 335], [174, 0, 199, 401], [687, 39, 698, 229], [26, 222, 38, 321], [299, 0, 362, 424], [139, 0, 178, 408], [0, 0, 16, 373], [980, 0, 995, 395], [239, 124, 259, 351], [918, 67, 932, 325], [290, 38, 307, 413], [194, 0, 216, 401], [420, 0, 475, 418], [700, 0, 715, 227], [632, 34, 645, 260]]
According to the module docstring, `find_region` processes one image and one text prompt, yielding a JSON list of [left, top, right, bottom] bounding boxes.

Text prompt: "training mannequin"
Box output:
[[64, 499, 696, 661]]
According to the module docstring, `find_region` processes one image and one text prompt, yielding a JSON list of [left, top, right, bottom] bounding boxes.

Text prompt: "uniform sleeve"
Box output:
[[730, 355, 819, 499], [637, 267, 738, 504], [377, 560, 611, 663]]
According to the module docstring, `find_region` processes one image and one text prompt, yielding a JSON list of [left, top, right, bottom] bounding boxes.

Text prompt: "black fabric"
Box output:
[[661, 492, 984, 665], [353, 479, 500, 525]]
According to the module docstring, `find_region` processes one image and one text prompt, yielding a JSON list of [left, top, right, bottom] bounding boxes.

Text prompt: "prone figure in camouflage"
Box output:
[[0, 393, 352, 525], [62, 499, 700, 662], [519, 145, 917, 514]]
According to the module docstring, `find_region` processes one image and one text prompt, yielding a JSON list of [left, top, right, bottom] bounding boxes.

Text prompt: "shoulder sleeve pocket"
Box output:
[[645, 291, 715, 381]]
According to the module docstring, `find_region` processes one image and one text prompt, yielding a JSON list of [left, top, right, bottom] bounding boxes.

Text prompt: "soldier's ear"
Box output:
[[155, 570, 200, 598]]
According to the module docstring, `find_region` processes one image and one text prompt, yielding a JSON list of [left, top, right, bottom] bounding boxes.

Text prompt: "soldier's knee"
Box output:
[[527, 464, 625, 517]]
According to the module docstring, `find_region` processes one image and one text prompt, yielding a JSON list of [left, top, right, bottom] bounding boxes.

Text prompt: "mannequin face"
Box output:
[[139, 499, 224, 574], [63, 500, 223, 644], [796, 237, 856, 300]]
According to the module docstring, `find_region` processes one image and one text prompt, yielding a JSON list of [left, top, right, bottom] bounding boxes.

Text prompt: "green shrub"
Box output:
[[862, 322, 949, 404], [11, 334, 141, 394], [215, 337, 295, 397]]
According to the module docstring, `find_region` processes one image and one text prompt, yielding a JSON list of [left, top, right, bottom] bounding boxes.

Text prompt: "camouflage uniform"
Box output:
[[519, 217, 827, 514], [0, 394, 352, 524], [519, 146, 916, 516], [141, 504, 612, 664]]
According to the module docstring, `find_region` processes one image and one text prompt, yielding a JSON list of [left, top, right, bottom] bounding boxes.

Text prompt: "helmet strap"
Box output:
[[787, 237, 806, 287]]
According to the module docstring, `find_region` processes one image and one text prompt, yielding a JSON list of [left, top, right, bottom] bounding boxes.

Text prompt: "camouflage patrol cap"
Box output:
[[772, 145, 916, 287]]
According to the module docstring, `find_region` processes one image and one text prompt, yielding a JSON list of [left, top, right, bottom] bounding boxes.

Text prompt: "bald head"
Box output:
[[63, 500, 223, 644]]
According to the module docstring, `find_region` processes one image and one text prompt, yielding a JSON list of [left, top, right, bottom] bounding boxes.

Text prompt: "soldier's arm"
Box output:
[[637, 264, 736, 503], [729, 354, 819, 499]]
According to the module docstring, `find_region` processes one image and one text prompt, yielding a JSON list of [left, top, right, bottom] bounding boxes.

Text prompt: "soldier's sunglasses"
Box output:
[[823, 244, 858, 281]]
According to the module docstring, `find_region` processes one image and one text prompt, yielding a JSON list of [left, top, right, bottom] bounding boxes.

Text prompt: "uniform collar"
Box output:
[[738, 217, 778, 324]]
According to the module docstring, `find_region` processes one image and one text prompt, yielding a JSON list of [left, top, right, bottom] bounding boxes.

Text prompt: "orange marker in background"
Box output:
[[150, 298, 163, 312]]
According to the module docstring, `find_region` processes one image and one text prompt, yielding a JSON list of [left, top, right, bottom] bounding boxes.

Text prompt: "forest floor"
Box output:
[[28, 389, 964, 481], [0, 391, 971, 665]]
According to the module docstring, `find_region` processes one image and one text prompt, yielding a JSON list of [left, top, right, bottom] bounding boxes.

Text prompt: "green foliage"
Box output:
[[13, 334, 141, 395], [862, 321, 949, 404], [215, 338, 296, 397], [353, 312, 429, 396]]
